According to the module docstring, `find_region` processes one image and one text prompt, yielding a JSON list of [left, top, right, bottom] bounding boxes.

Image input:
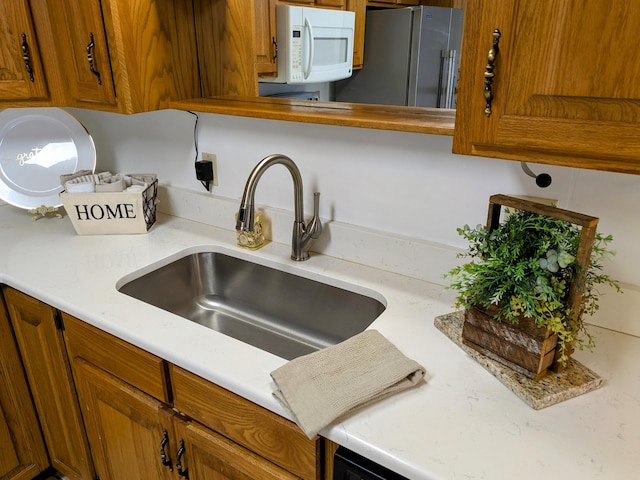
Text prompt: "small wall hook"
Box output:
[[521, 162, 552, 188]]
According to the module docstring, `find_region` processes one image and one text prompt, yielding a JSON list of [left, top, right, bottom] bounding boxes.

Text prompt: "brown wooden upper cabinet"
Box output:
[[36, 0, 117, 109], [453, 0, 640, 175], [0, 0, 50, 104], [1, 0, 201, 113], [255, 0, 279, 77]]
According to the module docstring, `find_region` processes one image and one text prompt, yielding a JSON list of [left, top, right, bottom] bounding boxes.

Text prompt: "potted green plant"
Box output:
[[445, 195, 621, 379]]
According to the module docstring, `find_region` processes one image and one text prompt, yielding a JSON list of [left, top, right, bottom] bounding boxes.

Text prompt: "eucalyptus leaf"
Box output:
[[558, 250, 575, 268]]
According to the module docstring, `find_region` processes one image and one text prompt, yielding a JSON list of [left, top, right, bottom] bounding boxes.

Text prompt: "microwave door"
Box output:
[[302, 23, 353, 83]]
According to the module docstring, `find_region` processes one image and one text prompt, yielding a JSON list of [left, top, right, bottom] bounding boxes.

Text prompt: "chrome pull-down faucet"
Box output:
[[236, 154, 322, 261]]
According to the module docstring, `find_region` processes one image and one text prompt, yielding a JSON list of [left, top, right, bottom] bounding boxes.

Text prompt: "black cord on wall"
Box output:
[[187, 110, 199, 162], [186, 110, 209, 191]]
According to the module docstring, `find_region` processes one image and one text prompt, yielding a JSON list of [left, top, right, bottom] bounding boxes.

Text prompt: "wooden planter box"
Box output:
[[462, 305, 558, 380], [460, 194, 599, 380]]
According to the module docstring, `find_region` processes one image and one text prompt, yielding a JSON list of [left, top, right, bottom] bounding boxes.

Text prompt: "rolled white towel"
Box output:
[[95, 175, 126, 192], [65, 181, 95, 193]]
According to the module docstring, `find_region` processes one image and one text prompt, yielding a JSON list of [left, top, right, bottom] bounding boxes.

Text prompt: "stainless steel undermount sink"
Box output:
[[117, 250, 386, 360]]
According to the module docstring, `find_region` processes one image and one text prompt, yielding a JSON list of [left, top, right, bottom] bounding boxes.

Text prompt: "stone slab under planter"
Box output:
[[434, 311, 603, 409]]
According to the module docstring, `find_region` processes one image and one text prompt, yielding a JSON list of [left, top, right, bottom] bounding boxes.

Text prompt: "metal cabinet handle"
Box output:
[[272, 36, 277, 62], [176, 439, 189, 479], [483, 29, 501, 117], [160, 429, 173, 471], [21, 33, 35, 82], [86, 32, 102, 85]]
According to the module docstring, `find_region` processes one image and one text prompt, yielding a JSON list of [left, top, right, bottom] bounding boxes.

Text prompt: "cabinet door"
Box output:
[[173, 418, 299, 480], [0, 294, 49, 480], [346, 0, 366, 69], [3, 288, 95, 480], [33, 0, 117, 108], [255, 0, 278, 76], [72, 358, 175, 480], [0, 0, 49, 102], [453, 0, 640, 174], [195, 0, 258, 97]]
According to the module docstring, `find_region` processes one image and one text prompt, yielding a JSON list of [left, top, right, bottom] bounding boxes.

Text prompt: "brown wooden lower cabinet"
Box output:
[[0, 292, 49, 480], [71, 358, 175, 480], [173, 417, 300, 480], [63, 313, 328, 480], [2, 287, 95, 480], [171, 365, 321, 479], [0, 286, 338, 480], [71, 353, 306, 480]]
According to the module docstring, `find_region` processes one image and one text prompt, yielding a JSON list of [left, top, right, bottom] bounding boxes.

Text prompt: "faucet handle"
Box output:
[[308, 192, 322, 239]]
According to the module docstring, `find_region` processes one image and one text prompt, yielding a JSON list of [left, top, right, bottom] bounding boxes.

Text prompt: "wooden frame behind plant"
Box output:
[[486, 195, 598, 370]]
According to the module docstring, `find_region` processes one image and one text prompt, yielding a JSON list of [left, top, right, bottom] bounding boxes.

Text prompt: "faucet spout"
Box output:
[[236, 154, 322, 261]]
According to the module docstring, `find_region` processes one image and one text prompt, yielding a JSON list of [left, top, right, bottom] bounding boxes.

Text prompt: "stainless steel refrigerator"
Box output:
[[334, 6, 463, 108]]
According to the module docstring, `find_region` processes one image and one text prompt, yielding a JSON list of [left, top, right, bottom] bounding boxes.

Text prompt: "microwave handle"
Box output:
[[303, 16, 314, 80]]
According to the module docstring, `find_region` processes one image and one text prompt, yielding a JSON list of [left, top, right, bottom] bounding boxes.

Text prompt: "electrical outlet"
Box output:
[[202, 152, 219, 186]]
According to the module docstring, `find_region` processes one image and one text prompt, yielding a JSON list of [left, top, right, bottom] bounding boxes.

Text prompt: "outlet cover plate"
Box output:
[[202, 152, 219, 186]]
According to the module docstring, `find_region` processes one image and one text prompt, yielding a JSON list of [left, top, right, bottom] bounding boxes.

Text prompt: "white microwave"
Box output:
[[260, 5, 355, 84]]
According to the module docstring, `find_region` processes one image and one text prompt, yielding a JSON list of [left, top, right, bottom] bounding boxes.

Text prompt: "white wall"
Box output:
[[68, 107, 640, 335], [68, 109, 638, 278]]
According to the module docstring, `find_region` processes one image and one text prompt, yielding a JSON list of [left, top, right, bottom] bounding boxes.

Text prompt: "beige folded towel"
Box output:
[[270, 329, 426, 439]]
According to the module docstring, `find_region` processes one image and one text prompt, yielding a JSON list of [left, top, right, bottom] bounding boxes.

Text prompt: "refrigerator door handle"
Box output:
[[437, 51, 446, 108], [438, 49, 457, 109]]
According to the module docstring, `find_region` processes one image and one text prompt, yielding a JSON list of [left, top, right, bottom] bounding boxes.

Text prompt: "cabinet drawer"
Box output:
[[315, 0, 346, 8], [171, 365, 320, 480], [63, 313, 171, 403]]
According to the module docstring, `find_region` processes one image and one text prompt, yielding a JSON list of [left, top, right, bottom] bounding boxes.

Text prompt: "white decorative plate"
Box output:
[[0, 108, 96, 209]]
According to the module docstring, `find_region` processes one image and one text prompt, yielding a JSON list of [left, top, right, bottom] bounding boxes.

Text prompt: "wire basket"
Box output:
[[60, 179, 158, 235]]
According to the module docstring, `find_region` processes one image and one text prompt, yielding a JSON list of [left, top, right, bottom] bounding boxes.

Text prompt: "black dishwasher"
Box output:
[[333, 447, 409, 480]]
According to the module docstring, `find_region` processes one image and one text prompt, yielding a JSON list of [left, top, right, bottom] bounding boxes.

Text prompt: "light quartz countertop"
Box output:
[[1, 203, 639, 480]]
